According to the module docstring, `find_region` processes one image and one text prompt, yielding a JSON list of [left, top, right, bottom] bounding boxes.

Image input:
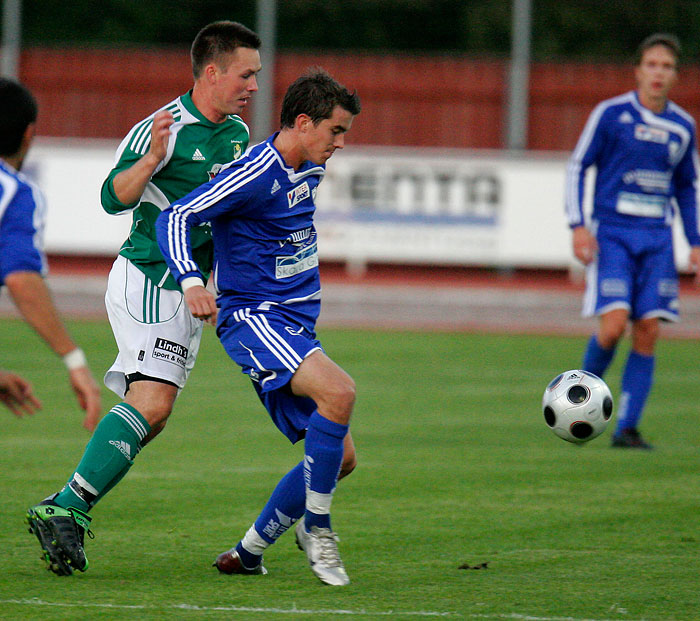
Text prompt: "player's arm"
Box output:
[[0, 369, 41, 417], [4, 271, 102, 429], [102, 110, 174, 212], [156, 167, 252, 324], [155, 197, 216, 323], [565, 104, 608, 264], [155, 198, 214, 322], [571, 225, 598, 265], [672, 129, 700, 283], [0, 186, 101, 429]]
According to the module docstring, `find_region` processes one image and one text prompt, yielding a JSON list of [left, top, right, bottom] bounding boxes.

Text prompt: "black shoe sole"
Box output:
[[26, 510, 74, 576]]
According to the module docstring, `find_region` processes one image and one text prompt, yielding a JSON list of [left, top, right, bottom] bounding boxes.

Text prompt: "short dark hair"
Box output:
[[0, 78, 38, 157], [191, 20, 261, 79], [280, 68, 361, 129], [636, 33, 681, 65]]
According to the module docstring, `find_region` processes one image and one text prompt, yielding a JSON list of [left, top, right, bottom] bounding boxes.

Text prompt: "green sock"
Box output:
[[53, 403, 151, 513]]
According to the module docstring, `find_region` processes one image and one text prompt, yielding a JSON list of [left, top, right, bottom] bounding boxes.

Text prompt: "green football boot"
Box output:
[[26, 501, 93, 576]]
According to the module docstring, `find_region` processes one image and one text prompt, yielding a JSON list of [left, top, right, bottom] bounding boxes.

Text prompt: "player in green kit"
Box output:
[[26, 21, 262, 576]]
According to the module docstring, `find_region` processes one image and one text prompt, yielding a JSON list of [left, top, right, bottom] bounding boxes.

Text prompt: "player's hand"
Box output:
[[68, 367, 102, 431], [184, 286, 218, 325], [0, 370, 42, 417], [572, 226, 597, 265], [148, 109, 175, 163], [689, 246, 700, 285]]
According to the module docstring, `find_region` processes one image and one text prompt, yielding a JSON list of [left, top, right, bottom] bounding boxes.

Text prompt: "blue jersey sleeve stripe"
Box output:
[[178, 147, 276, 216], [565, 100, 611, 226], [166, 148, 278, 276], [167, 148, 278, 274], [0, 167, 19, 221]]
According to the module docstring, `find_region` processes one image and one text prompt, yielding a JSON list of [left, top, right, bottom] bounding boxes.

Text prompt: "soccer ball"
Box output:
[[542, 370, 613, 444]]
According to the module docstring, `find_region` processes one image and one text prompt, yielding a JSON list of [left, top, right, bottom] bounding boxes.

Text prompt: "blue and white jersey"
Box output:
[[565, 90, 700, 245], [0, 159, 47, 286], [156, 134, 325, 327]]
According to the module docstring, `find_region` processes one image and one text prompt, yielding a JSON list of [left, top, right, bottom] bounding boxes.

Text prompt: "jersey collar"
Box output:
[[181, 90, 224, 127]]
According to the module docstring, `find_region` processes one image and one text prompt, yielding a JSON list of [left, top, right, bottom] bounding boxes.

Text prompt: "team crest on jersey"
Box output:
[[208, 163, 223, 180], [668, 140, 680, 162], [231, 141, 243, 160], [287, 181, 310, 208], [618, 111, 634, 124], [634, 124, 669, 144]]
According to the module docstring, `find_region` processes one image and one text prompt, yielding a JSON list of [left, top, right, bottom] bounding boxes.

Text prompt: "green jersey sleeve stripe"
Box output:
[[130, 120, 153, 154], [166, 102, 181, 115]]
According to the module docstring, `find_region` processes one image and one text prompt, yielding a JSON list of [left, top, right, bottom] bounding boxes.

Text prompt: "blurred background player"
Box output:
[[0, 368, 41, 417], [565, 33, 700, 449], [0, 78, 101, 430], [156, 69, 361, 586], [26, 21, 262, 576]]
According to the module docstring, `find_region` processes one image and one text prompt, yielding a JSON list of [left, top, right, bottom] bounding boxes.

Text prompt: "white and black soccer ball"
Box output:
[[542, 370, 613, 444]]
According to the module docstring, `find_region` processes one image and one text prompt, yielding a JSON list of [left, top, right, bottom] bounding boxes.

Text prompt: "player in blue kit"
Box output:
[[565, 33, 700, 449], [0, 78, 101, 430], [156, 69, 361, 585]]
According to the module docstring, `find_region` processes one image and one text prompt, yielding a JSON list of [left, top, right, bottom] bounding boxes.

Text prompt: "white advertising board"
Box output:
[[25, 138, 130, 255], [314, 146, 573, 268], [24, 139, 692, 271]]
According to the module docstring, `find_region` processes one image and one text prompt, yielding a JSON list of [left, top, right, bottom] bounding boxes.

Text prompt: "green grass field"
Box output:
[[1, 318, 698, 620]]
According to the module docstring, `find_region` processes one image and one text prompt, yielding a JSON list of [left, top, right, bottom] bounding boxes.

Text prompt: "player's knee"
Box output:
[[331, 377, 356, 418], [599, 323, 626, 347], [125, 399, 174, 429], [632, 320, 659, 353], [316, 376, 355, 423]]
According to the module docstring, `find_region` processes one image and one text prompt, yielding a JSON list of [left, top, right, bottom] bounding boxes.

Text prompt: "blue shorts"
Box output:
[[218, 308, 322, 443], [583, 222, 679, 322]]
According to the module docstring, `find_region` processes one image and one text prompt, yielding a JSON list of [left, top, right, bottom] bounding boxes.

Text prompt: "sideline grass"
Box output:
[[1, 318, 698, 620]]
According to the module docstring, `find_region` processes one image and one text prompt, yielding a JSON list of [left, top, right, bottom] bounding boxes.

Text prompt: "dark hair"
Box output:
[[280, 68, 361, 129], [0, 78, 38, 157], [191, 20, 261, 79], [636, 33, 681, 65]]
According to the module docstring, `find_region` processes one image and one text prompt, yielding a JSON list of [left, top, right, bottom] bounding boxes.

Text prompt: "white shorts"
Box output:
[[104, 255, 203, 398]]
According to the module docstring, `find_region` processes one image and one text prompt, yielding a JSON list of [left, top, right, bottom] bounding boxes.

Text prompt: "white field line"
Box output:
[[0, 598, 643, 620]]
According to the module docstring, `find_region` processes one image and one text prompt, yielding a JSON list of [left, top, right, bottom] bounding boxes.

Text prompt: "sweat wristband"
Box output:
[[63, 348, 87, 371]]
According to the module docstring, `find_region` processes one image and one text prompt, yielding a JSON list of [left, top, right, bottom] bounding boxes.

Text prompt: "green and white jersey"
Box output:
[[101, 90, 249, 290]]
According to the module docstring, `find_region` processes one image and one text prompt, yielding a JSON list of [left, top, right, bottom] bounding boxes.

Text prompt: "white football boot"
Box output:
[[295, 517, 350, 586]]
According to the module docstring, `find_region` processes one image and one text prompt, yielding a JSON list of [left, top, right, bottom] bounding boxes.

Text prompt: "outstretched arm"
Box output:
[[4, 271, 102, 430]]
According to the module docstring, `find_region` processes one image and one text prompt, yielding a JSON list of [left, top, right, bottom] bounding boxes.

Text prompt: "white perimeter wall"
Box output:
[[25, 138, 693, 271]]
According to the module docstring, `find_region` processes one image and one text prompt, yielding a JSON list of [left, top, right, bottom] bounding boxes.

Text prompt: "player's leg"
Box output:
[[214, 313, 354, 584], [612, 318, 658, 448], [583, 308, 628, 375], [216, 432, 356, 576], [581, 224, 633, 377], [611, 228, 674, 449], [27, 257, 201, 573], [289, 351, 354, 585], [290, 351, 354, 529]]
